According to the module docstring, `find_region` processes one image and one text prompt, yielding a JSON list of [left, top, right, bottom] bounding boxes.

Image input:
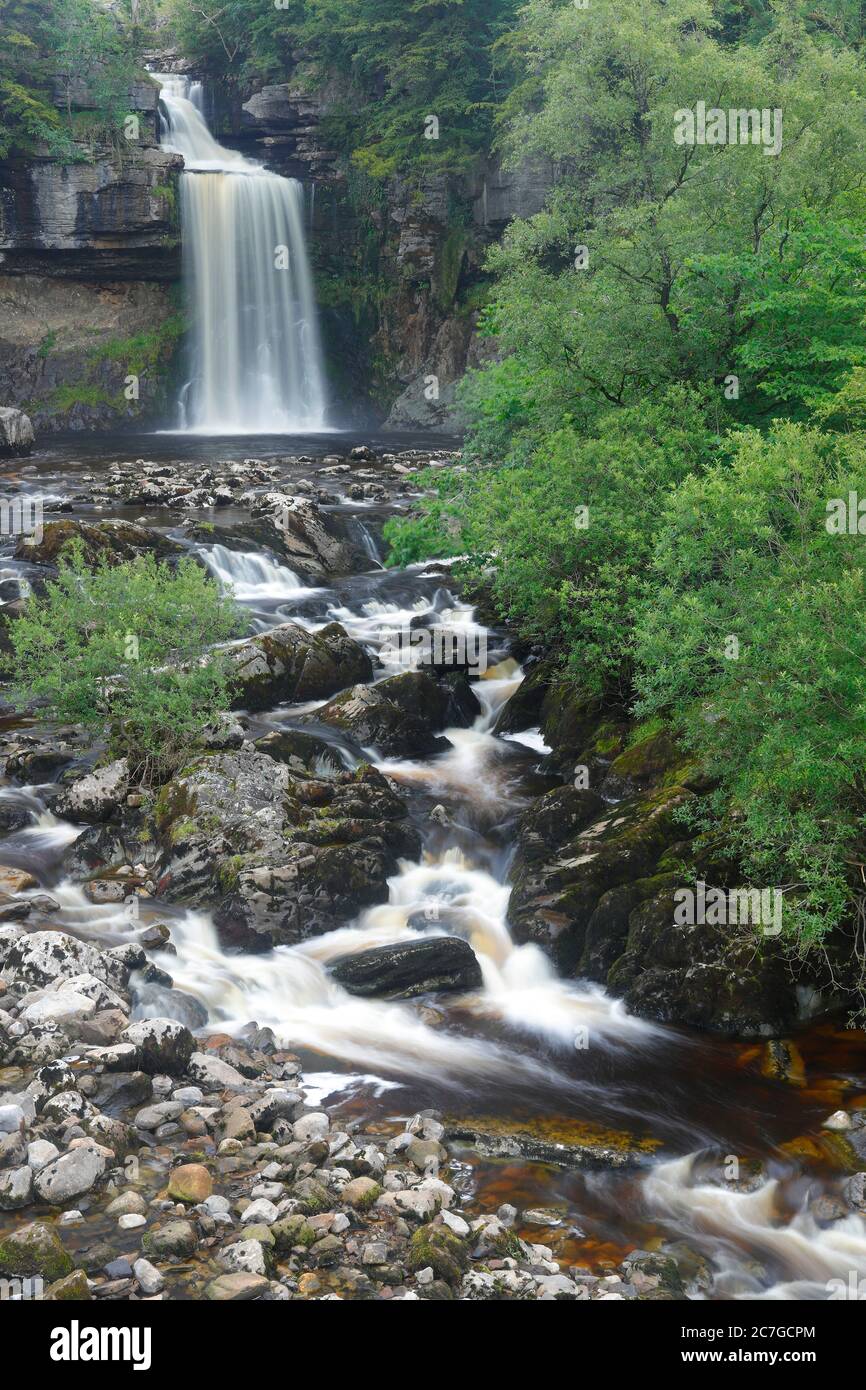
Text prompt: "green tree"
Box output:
[[0, 0, 147, 157], [633, 421, 866, 949], [386, 390, 718, 696], [464, 0, 866, 451]]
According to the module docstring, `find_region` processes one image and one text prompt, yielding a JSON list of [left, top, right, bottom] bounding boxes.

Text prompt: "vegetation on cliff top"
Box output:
[[167, 0, 519, 179], [0, 0, 154, 159]]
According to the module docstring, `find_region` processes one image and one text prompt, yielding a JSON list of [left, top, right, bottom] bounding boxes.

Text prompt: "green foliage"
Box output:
[[385, 0, 866, 968], [88, 313, 186, 375], [0, 0, 146, 158], [167, 0, 519, 181], [387, 390, 718, 697], [463, 0, 866, 444], [633, 422, 866, 947], [10, 545, 244, 783]]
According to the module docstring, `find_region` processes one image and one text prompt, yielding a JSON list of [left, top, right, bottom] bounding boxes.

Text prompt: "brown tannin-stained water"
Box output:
[[3, 433, 866, 1300]]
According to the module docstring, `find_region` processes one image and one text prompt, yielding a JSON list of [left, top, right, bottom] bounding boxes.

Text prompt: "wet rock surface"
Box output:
[[229, 623, 372, 712], [0, 407, 35, 457], [329, 936, 483, 1000]]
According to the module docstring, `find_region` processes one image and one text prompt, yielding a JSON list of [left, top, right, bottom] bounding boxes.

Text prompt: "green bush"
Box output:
[[633, 421, 866, 949], [10, 544, 244, 783], [386, 390, 718, 697]]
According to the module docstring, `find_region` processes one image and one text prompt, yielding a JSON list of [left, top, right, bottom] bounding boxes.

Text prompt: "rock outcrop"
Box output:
[[500, 677, 821, 1038], [0, 407, 34, 456], [329, 936, 483, 999], [63, 742, 420, 950], [314, 670, 478, 758], [229, 622, 373, 711]]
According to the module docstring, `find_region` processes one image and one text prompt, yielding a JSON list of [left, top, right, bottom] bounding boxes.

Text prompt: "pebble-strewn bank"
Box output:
[[0, 948, 670, 1301]]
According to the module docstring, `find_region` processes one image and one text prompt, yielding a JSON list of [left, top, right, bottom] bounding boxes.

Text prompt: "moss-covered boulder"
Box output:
[[0, 1222, 73, 1282], [68, 743, 420, 949], [16, 519, 183, 570], [508, 783, 694, 972], [607, 885, 799, 1037], [229, 621, 372, 712], [271, 1215, 319, 1252], [599, 730, 694, 800], [43, 1269, 92, 1300], [408, 1221, 469, 1285]]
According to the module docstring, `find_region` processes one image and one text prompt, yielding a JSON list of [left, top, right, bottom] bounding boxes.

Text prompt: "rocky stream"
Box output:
[[0, 433, 865, 1303]]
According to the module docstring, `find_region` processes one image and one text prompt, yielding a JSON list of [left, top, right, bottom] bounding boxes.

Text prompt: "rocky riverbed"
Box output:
[[1, 434, 866, 1302]]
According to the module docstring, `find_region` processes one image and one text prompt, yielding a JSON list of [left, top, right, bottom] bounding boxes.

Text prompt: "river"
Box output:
[[2, 431, 866, 1299]]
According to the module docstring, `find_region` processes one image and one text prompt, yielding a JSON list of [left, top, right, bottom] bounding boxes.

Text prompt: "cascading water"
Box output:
[[7, 435, 866, 1300], [154, 75, 328, 434]]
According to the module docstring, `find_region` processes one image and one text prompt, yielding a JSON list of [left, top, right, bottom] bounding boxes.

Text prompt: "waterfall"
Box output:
[[154, 75, 328, 435]]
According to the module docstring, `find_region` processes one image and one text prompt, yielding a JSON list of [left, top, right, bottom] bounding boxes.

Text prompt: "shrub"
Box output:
[[10, 544, 244, 783], [633, 421, 866, 950], [385, 389, 718, 698]]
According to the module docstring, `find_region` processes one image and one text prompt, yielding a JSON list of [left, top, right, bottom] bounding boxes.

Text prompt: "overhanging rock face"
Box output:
[[0, 148, 183, 281], [0, 74, 181, 281]]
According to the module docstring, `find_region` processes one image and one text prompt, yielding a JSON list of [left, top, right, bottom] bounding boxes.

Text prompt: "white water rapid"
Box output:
[[5, 443, 866, 1300], [155, 75, 328, 434]]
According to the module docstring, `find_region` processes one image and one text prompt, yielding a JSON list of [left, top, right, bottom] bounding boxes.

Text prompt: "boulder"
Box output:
[[52, 759, 130, 824], [229, 621, 372, 712], [314, 671, 458, 757], [142, 1219, 197, 1259], [187, 1052, 249, 1090], [204, 1271, 269, 1301], [0, 1165, 33, 1209], [0, 1222, 72, 1281], [167, 1163, 213, 1204], [33, 1147, 105, 1205], [508, 784, 694, 973], [0, 407, 35, 457], [16, 519, 185, 570], [254, 728, 349, 778], [149, 745, 419, 947], [2, 931, 128, 993], [329, 936, 483, 999], [607, 886, 799, 1038], [259, 496, 369, 579], [121, 1019, 194, 1076]]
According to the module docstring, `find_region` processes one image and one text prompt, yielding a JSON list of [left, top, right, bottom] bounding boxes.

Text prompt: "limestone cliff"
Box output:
[[0, 75, 182, 430], [183, 71, 556, 431]]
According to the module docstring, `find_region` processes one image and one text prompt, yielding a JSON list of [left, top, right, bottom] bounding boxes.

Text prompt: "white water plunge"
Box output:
[[155, 75, 328, 434]]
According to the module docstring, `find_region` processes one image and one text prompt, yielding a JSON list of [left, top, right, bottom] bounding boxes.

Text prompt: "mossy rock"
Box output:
[[272, 1215, 319, 1252], [509, 783, 695, 972], [16, 519, 183, 571], [0, 1222, 73, 1282], [290, 1178, 333, 1215], [43, 1269, 92, 1300], [408, 1222, 469, 1285], [600, 731, 688, 798]]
